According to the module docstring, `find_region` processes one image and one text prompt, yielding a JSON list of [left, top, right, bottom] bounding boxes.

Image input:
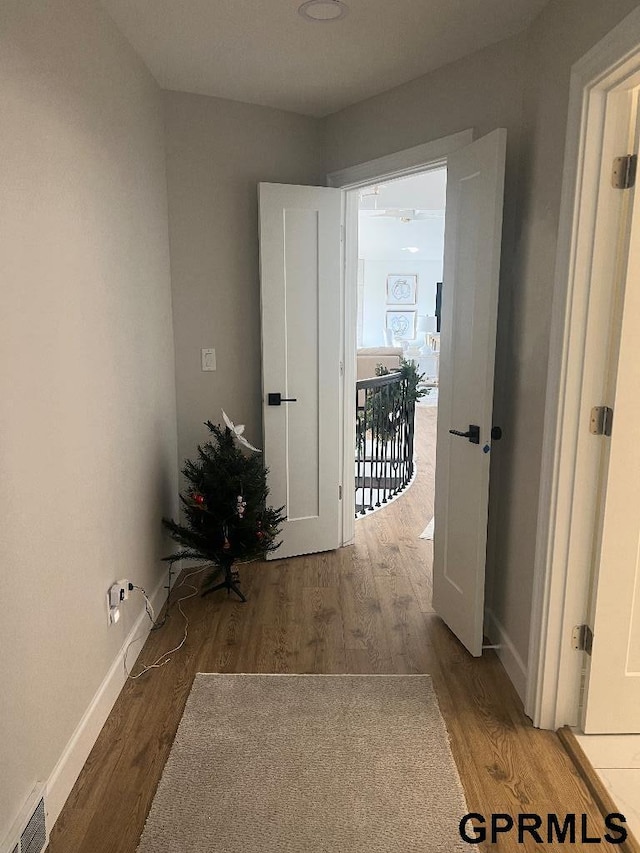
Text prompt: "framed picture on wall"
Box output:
[[385, 310, 416, 340], [386, 274, 418, 305]]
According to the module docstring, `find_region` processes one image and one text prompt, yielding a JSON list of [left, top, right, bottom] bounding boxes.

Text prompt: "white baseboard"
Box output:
[[44, 568, 172, 839], [484, 608, 528, 703]]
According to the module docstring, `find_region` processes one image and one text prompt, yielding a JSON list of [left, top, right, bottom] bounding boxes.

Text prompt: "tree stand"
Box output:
[[201, 561, 246, 602]]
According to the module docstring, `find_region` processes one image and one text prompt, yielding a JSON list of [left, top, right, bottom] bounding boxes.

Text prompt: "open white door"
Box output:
[[582, 150, 640, 732], [258, 183, 342, 560], [433, 129, 506, 656]]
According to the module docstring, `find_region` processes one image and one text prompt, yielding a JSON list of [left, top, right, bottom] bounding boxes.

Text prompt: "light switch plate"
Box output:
[[201, 348, 216, 371]]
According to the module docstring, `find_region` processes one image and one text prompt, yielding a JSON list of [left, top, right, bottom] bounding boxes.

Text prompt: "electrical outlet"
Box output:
[[108, 580, 129, 607], [106, 593, 120, 625], [106, 580, 130, 625]]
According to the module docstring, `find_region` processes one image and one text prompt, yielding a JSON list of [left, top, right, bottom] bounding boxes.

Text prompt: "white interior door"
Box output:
[[582, 140, 640, 732], [258, 182, 342, 560], [433, 129, 507, 656]]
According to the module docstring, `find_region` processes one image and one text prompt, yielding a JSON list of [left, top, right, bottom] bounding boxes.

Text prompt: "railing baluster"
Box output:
[[374, 385, 380, 508], [391, 383, 395, 495], [402, 387, 407, 489], [408, 394, 415, 483], [366, 387, 371, 511], [400, 380, 407, 491], [355, 385, 362, 517], [381, 383, 389, 503], [360, 390, 364, 513], [373, 385, 378, 510], [354, 370, 416, 517], [362, 389, 371, 514]]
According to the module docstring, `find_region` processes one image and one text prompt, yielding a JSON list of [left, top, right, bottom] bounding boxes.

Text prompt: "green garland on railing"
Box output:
[[380, 359, 428, 406], [356, 359, 427, 445]]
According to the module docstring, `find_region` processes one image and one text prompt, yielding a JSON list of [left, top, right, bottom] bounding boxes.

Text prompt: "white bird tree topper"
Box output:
[[222, 410, 262, 453]]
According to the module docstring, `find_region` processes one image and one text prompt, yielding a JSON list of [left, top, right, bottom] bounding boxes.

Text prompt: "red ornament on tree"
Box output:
[[193, 493, 205, 505]]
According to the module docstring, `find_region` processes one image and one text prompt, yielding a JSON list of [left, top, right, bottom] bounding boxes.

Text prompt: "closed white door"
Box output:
[[433, 129, 507, 656], [582, 142, 640, 732], [258, 183, 342, 560]]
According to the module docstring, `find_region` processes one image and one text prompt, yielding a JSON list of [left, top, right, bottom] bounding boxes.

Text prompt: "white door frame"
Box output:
[[326, 129, 475, 546], [527, 6, 640, 730]]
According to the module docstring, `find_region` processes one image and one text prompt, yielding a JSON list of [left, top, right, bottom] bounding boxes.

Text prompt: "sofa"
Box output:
[[356, 346, 403, 381]]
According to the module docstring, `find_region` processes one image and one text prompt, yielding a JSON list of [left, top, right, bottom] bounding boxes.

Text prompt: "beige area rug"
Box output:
[[137, 674, 468, 853]]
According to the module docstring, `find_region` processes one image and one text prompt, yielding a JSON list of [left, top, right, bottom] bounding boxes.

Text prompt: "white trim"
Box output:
[[484, 608, 528, 702], [44, 569, 171, 835], [528, 6, 640, 730], [341, 190, 358, 546], [327, 129, 474, 189]]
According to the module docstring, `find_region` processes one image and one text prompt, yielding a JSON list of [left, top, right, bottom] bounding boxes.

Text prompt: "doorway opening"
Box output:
[[353, 169, 445, 535], [329, 127, 506, 663]]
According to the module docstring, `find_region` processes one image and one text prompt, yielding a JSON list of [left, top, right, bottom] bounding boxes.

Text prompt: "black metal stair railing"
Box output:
[[355, 371, 416, 517]]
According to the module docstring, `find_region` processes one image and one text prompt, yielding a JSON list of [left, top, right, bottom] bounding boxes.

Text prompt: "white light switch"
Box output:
[[201, 348, 216, 371]]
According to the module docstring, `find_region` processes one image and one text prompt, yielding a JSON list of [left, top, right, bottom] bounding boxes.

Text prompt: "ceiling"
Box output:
[[359, 169, 446, 261], [359, 170, 446, 212], [100, 0, 549, 117]]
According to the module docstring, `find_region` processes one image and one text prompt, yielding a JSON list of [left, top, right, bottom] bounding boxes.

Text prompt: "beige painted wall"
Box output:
[[164, 92, 324, 469], [486, 0, 640, 666], [0, 0, 177, 840], [323, 0, 640, 674]]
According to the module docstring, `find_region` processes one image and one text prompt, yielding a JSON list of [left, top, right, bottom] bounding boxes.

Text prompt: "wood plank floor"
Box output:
[[48, 407, 622, 852]]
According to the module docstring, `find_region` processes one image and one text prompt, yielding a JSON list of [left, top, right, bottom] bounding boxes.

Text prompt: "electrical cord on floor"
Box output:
[[129, 584, 156, 625], [123, 566, 210, 680]]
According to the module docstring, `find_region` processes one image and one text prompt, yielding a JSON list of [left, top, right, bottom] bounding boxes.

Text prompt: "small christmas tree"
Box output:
[[162, 412, 285, 601]]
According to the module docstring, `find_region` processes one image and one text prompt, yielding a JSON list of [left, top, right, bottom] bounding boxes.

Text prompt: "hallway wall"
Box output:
[[0, 0, 177, 842], [164, 92, 324, 470]]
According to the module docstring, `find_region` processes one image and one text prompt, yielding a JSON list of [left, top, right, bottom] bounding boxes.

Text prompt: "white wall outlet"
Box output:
[[106, 592, 120, 625], [106, 580, 129, 625], [108, 582, 124, 608], [201, 348, 216, 371]]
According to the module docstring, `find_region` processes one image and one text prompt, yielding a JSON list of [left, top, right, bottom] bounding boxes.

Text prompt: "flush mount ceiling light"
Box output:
[[298, 0, 349, 23]]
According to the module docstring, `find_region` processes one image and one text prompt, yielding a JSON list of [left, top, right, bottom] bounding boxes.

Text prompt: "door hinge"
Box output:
[[612, 154, 637, 189], [340, 360, 344, 376], [340, 224, 345, 243], [590, 405, 613, 436], [339, 485, 343, 500], [572, 624, 594, 655]]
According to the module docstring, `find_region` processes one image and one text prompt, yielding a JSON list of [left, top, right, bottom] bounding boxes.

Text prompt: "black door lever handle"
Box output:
[[449, 424, 480, 444], [268, 392, 298, 406]]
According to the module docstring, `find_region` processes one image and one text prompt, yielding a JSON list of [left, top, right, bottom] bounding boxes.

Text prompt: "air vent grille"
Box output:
[[20, 797, 46, 853]]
